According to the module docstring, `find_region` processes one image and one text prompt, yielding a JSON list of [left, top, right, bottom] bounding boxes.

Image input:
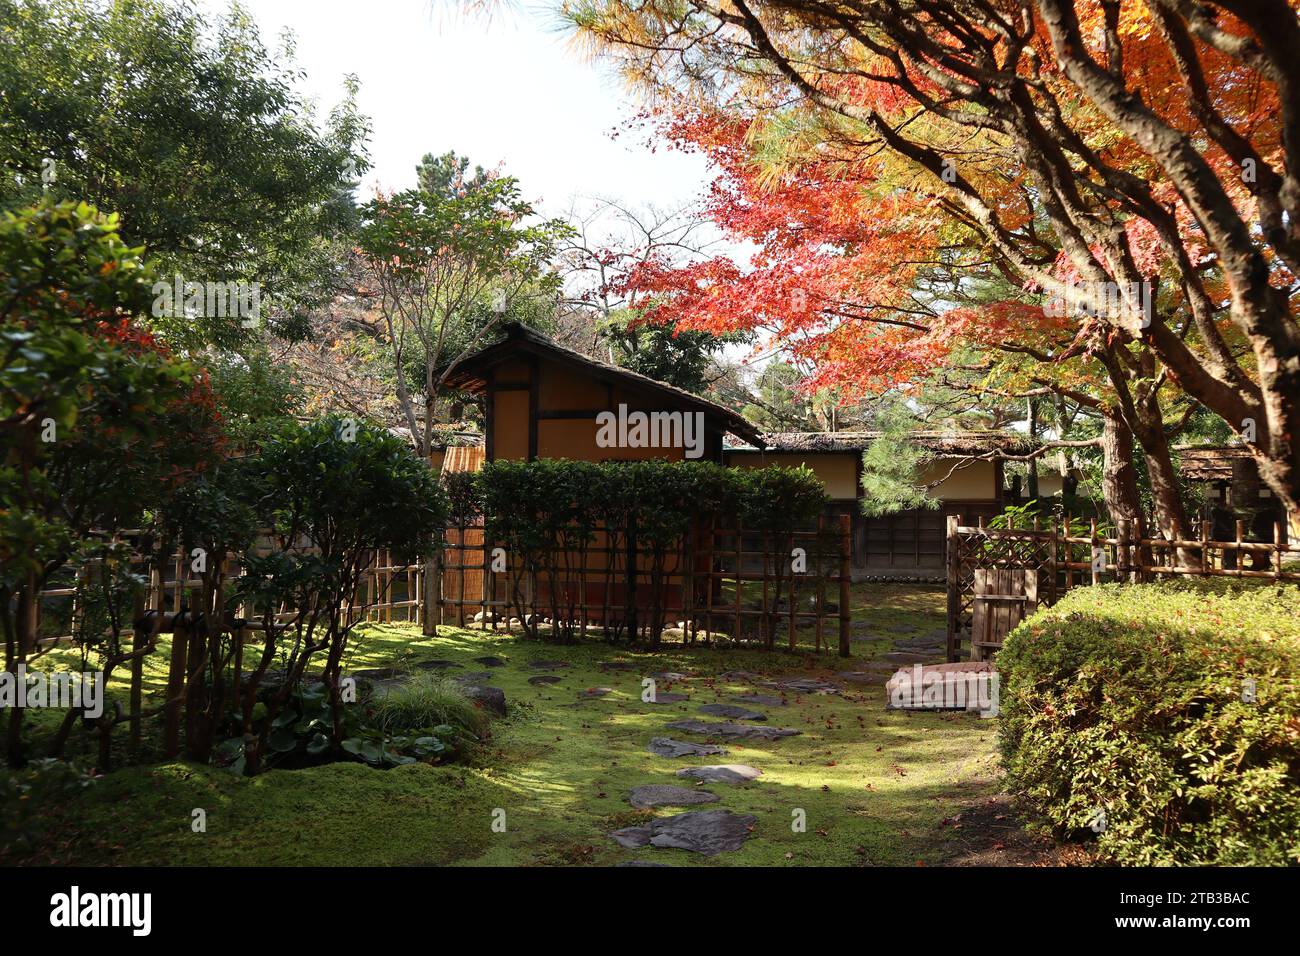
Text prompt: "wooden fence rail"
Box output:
[[946, 514, 1300, 661]]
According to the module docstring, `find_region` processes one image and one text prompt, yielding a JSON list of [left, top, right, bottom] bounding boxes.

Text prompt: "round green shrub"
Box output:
[[998, 579, 1300, 865]]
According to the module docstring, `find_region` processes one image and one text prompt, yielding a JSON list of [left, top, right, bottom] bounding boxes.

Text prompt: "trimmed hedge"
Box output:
[[998, 580, 1300, 865]]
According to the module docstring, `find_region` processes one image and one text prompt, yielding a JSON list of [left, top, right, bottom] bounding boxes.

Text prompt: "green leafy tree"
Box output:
[[0, 0, 370, 349], [356, 175, 570, 455]]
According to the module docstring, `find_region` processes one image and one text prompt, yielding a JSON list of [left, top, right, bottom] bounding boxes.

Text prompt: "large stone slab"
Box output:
[[627, 784, 720, 809], [717, 670, 762, 681], [452, 671, 496, 684], [675, 764, 763, 784], [578, 686, 615, 698], [731, 694, 786, 707], [609, 810, 757, 856], [882, 651, 937, 665], [885, 661, 998, 714], [764, 677, 840, 695], [644, 692, 689, 704], [698, 703, 767, 721], [666, 719, 801, 740], [528, 659, 570, 670], [414, 659, 462, 671], [648, 737, 729, 758], [527, 675, 562, 686], [473, 655, 508, 667], [650, 671, 691, 682]]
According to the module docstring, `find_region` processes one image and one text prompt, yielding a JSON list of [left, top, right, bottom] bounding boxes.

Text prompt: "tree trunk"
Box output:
[[1099, 410, 1144, 532]]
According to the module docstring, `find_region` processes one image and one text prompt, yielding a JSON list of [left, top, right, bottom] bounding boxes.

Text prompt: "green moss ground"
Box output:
[[9, 583, 1042, 867]]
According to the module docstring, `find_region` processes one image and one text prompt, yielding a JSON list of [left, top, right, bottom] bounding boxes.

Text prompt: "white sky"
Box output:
[[198, 0, 716, 214]]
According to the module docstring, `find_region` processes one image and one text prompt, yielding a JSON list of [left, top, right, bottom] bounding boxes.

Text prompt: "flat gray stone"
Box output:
[[609, 810, 757, 856], [627, 784, 720, 809], [765, 678, 840, 695], [644, 692, 689, 704], [882, 651, 936, 664], [698, 703, 767, 721], [648, 737, 729, 758], [473, 656, 508, 667], [528, 659, 570, 670], [835, 670, 886, 684], [666, 719, 801, 740], [579, 686, 615, 698], [675, 764, 763, 784], [614, 860, 673, 867], [528, 675, 562, 686], [732, 694, 786, 707], [651, 671, 691, 682], [717, 670, 761, 681], [599, 661, 637, 671], [452, 671, 496, 684], [414, 659, 461, 671]]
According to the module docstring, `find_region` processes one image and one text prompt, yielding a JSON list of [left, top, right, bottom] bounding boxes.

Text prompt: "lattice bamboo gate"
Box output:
[[946, 514, 1300, 661], [435, 513, 854, 655]]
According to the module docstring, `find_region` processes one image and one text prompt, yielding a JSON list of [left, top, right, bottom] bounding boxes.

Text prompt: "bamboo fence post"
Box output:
[[1201, 519, 1212, 576], [683, 524, 697, 644], [1235, 520, 1245, 577], [163, 598, 188, 759], [1090, 518, 1101, 585], [787, 530, 797, 653], [1276, 521, 1285, 583], [129, 587, 146, 759], [733, 520, 743, 642], [946, 514, 960, 662], [703, 520, 715, 643], [815, 514, 826, 653], [838, 513, 851, 658]]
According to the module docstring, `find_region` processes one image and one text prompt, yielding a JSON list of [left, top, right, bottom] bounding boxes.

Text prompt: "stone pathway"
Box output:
[[627, 784, 720, 809], [675, 765, 763, 784], [610, 809, 758, 856], [647, 737, 729, 758]]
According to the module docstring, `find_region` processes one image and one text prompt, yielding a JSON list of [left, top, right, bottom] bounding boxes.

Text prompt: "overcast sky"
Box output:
[[197, 0, 715, 216]]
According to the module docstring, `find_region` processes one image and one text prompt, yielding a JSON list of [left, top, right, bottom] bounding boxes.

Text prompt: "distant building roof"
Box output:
[[1175, 444, 1254, 482], [439, 322, 764, 446], [725, 430, 1031, 456]]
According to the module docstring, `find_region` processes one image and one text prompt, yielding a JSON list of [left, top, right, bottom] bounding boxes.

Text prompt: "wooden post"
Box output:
[[733, 520, 743, 642], [1235, 519, 1245, 577], [1046, 517, 1059, 604], [163, 602, 188, 760], [683, 524, 697, 644], [838, 513, 851, 658], [129, 587, 146, 759], [1090, 518, 1101, 585], [1201, 519, 1212, 576], [787, 531, 797, 652], [423, 553, 440, 636], [946, 514, 960, 662], [703, 519, 715, 642], [1275, 521, 1285, 583], [1116, 518, 1130, 583], [814, 514, 826, 653]]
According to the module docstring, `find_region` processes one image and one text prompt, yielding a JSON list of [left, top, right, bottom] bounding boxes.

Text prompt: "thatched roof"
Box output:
[[438, 322, 764, 445], [725, 430, 1031, 456]]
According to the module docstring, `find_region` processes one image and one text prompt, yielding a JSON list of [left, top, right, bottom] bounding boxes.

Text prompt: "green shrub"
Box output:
[[998, 579, 1300, 865], [0, 759, 95, 852], [372, 673, 487, 739]]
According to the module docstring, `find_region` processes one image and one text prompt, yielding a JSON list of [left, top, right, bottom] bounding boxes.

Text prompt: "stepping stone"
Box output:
[[717, 670, 761, 681], [527, 675, 563, 686], [882, 651, 936, 664], [835, 671, 886, 685], [766, 678, 840, 695], [698, 703, 767, 721], [648, 737, 729, 758], [578, 686, 615, 698], [666, 720, 801, 740], [614, 860, 673, 867], [644, 692, 689, 704], [414, 659, 461, 671], [528, 659, 570, 670], [651, 671, 690, 682], [675, 765, 763, 784], [609, 810, 758, 856], [351, 667, 406, 680], [462, 685, 506, 716], [473, 656, 507, 667], [600, 661, 637, 671], [732, 694, 786, 707], [627, 784, 720, 809], [452, 671, 496, 684], [885, 661, 998, 713]]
